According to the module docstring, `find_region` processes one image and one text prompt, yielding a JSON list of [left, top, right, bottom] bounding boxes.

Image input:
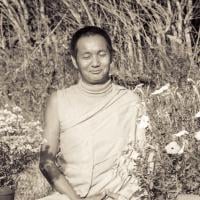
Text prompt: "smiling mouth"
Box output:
[[90, 70, 102, 74]]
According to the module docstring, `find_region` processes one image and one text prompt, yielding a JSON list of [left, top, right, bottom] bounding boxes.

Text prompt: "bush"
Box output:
[[0, 105, 43, 187], [135, 77, 200, 199]]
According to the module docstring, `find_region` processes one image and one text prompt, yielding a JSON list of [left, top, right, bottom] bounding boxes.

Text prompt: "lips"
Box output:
[[90, 70, 102, 74]]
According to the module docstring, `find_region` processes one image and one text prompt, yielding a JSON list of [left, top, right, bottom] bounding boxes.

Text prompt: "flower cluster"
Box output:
[[0, 105, 42, 137], [136, 79, 200, 199], [0, 105, 43, 187]]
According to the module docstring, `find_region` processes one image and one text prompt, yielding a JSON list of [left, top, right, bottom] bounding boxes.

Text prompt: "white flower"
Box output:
[[26, 144, 32, 150], [3, 109, 12, 115], [151, 83, 170, 95], [148, 152, 155, 173], [194, 112, 200, 118], [130, 151, 140, 160], [12, 106, 22, 113], [187, 78, 195, 84], [165, 141, 183, 154], [17, 115, 24, 121], [138, 115, 150, 129], [173, 130, 189, 137], [194, 131, 200, 141], [177, 142, 185, 154]]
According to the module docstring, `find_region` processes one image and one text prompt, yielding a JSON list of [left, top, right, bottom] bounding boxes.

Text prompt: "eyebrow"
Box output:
[[79, 52, 91, 56], [98, 50, 107, 53], [80, 49, 108, 54]]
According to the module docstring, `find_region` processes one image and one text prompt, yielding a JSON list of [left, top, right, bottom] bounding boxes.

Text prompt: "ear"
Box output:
[[71, 56, 78, 69]]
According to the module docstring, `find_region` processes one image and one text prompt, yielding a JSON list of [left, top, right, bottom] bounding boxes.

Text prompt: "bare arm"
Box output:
[[39, 92, 81, 200]]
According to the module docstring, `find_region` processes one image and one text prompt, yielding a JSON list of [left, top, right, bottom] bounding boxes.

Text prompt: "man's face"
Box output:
[[74, 34, 111, 85]]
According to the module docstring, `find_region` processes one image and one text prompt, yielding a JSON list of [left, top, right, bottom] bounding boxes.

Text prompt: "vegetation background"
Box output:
[[0, 0, 199, 199]]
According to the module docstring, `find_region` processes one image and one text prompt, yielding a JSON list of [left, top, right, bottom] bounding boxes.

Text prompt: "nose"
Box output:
[[91, 55, 100, 68]]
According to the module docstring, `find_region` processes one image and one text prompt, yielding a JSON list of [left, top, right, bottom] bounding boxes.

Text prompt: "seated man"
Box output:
[[39, 26, 146, 200]]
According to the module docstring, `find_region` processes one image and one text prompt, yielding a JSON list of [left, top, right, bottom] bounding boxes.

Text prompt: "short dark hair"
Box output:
[[70, 26, 113, 58]]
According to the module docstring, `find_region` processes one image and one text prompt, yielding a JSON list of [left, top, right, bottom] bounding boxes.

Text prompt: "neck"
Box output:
[[78, 78, 112, 95]]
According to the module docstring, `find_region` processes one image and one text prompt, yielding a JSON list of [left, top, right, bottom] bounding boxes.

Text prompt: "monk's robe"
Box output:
[[39, 79, 146, 200]]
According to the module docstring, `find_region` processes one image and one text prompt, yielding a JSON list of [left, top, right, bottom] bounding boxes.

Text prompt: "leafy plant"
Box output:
[[0, 105, 43, 188], [134, 78, 200, 200]]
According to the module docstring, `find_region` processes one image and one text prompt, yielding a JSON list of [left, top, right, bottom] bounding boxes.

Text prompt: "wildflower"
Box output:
[[131, 151, 140, 160], [187, 78, 195, 84], [177, 142, 185, 154], [35, 120, 40, 125], [194, 131, 200, 141], [148, 152, 155, 173], [138, 115, 150, 129], [12, 106, 22, 113], [36, 126, 43, 133], [165, 141, 183, 155], [194, 112, 200, 118], [6, 126, 15, 134], [3, 109, 13, 116], [17, 115, 24, 121], [26, 144, 32, 150], [151, 83, 170, 95], [174, 130, 189, 137]]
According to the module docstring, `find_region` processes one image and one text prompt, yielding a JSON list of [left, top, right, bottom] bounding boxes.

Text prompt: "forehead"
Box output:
[[76, 34, 108, 53]]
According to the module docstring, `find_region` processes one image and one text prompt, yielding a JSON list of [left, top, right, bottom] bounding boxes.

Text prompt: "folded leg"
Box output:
[[36, 192, 70, 200]]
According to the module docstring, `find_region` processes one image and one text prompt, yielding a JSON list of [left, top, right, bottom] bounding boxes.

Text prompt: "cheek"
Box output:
[[101, 56, 111, 65], [77, 60, 90, 69], [102, 60, 111, 69]]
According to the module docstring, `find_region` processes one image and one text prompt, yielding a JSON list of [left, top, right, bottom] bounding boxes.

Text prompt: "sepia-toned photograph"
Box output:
[[0, 0, 199, 199]]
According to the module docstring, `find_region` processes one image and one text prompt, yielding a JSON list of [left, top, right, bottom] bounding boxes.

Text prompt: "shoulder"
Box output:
[[46, 87, 70, 108], [56, 84, 78, 97], [49, 84, 78, 110], [113, 83, 141, 103]]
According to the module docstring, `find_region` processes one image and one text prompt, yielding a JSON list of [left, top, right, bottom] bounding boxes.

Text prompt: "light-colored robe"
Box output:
[[38, 80, 146, 200]]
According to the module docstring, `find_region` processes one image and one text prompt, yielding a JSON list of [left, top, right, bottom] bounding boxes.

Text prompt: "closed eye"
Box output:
[[82, 53, 91, 59], [98, 51, 107, 57]]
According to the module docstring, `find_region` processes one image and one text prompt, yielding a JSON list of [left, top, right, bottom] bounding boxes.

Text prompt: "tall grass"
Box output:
[[0, 0, 199, 120]]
